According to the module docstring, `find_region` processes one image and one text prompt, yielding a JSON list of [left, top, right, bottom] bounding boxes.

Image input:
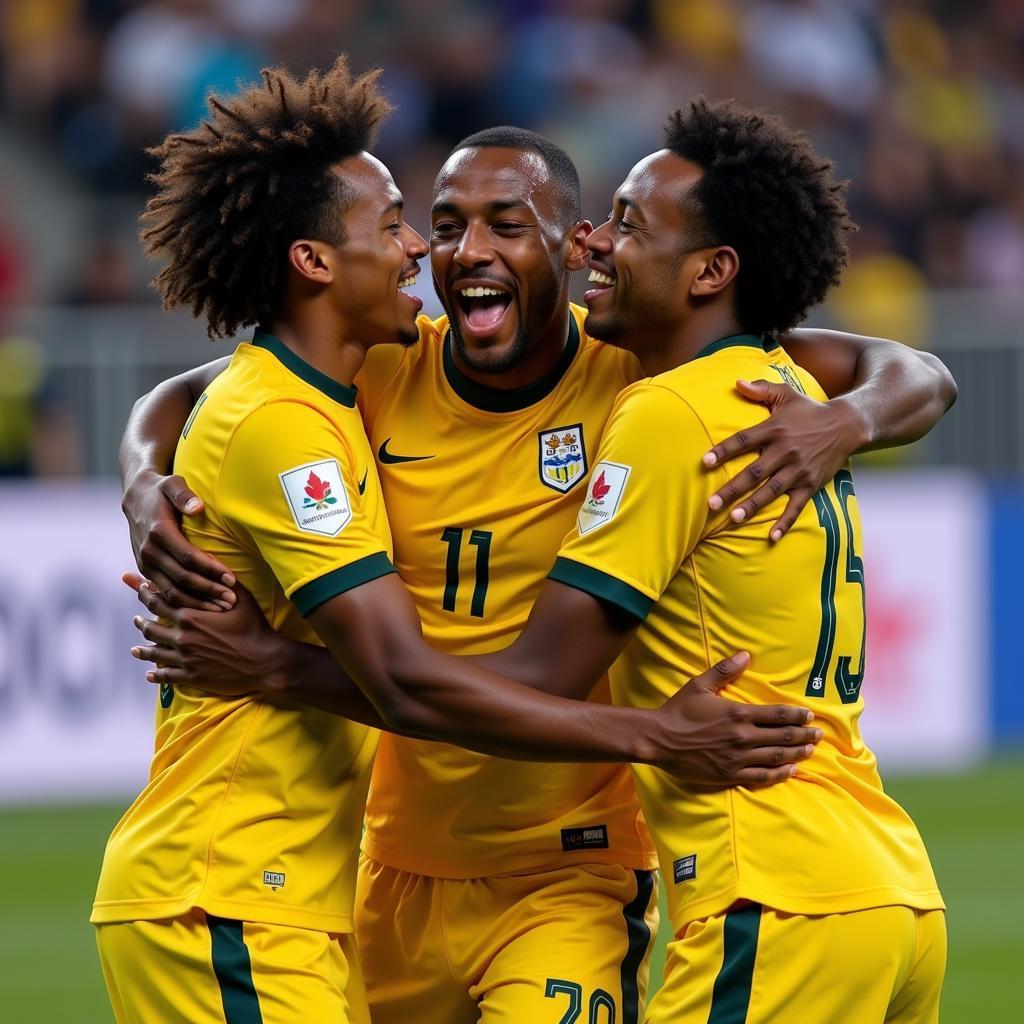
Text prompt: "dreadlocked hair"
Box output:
[[140, 57, 392, 339], [664, 97, 854, 337]]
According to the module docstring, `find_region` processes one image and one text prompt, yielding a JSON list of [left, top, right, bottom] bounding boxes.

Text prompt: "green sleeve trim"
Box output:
[[548, 557, 653, 622], [291, 552, 395, 616]]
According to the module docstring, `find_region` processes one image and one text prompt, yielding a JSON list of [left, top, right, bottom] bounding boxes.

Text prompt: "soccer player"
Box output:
[[120, 129, 954, 1023], [95, 63, 810, 1024], [502, 99, 945, 1022]]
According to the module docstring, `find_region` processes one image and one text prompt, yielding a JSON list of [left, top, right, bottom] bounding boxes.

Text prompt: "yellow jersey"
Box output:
[[356, 305, 658, 877], [551, 334, 944, 928], [92, 332, 394, 932]]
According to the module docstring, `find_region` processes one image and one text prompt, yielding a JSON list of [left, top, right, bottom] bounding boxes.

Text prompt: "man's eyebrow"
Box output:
[[617, 195, 644, 218], [485, 199, 531, 215], [381, 198, 404, 217], [431, 198, 533, 216]]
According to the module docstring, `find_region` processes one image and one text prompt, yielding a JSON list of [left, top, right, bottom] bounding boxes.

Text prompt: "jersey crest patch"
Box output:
[[279, 459, 352, 536], [538, 423, 587, 493], [577, 461, 630, 535]]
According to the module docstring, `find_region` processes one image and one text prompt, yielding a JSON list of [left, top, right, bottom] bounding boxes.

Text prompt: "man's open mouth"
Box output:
[[454, 284, 513, 334], [584, 266, 616, 305]]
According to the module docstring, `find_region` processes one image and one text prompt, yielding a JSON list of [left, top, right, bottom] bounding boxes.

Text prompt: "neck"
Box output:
[[264, 309, 366, 387], [637, 307, 745, 377], [451, 297, 573, 392]]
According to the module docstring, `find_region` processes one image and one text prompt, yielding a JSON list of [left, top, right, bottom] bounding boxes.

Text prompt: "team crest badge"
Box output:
[[538, 423, 587, 493], [279, 459, 352, 536]]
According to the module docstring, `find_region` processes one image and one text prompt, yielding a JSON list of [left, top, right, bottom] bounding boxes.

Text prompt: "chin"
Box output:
[[450, 320, 529, 375], [583, 311, 624, 345], [397, 323, 421, 347]]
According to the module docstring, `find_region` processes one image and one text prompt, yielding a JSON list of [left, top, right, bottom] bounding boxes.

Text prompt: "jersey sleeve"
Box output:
[[216, 399, 395, 616], [549, 384, 713, 621]]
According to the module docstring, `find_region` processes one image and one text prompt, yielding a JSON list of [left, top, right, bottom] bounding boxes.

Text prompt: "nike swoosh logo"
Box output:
[[358, 469, 367, 495], [378, 438, 435, 464]]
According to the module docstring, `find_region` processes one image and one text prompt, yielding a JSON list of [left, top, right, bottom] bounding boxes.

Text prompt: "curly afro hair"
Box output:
[[141, 57, 392, 339], [664, 97, 854, 337]]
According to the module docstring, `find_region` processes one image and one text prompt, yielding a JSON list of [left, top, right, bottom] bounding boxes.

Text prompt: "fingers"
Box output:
[[134, 580, 181, 621], [132, 615, 174, 646], [139, 540, 234, 610], [707, 452, 786, 513], [690, 651, 751, 694], [122, 571, 146, 593], [746, 703, 815, 726], [722, 467, 800, 524], [769, 489, 815, 543], [140, 564, 224, 612], [738, 724, 823, 747], [733, 378, 783, 403], [159, 474, 204, 516], [729, 764, 800, 787], [144, 666, 187, 686], [702, 422, 770, 469], [130, 643, 184, 669], [151, 528, 235, 593], [742, 743, 817, 768]]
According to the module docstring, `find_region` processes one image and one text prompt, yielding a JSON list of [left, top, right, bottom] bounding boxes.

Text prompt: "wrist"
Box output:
[[122, 465, 165, 504], [830, 394, 873, 452], [625, 708, 668, 766], [256, 634, 296, 695]]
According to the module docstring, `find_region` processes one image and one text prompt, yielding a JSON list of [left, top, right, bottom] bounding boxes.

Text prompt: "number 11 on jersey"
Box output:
[[440, 527, 493, 617]]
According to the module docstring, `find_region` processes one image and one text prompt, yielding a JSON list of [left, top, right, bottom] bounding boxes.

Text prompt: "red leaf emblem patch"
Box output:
[[591, 470, 611, 503], [303, 471, 337, 509]]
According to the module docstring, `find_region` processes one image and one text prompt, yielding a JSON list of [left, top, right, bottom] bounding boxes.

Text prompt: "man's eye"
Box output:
[[432, 222, 459, 235], [617, 219, 636, 233], [388, 222, 402, 233], [494, 222, 524, 231]]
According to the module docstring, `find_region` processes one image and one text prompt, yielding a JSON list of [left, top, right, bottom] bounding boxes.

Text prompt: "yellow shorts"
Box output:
[[646, 903, 946, 1024], [356, 855, 659, 1024], [95, 910, 369, 1024]]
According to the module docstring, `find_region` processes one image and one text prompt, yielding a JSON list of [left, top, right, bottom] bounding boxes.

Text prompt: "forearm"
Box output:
[[834, 346, 957, 451], [782, 328, 957, 452], [377, 644, 658, 763], [267, 638, 389, 730], [312, 584, 656, 764]]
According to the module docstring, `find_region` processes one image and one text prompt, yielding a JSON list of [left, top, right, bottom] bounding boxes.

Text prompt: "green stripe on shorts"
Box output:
[[708, 903, 762, 1024], [208, 916, 263, 1024]]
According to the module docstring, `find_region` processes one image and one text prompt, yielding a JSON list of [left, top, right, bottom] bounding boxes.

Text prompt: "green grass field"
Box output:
[[2, 756, 1021, 1022]]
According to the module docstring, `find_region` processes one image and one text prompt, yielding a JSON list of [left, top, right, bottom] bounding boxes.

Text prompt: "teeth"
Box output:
[[398, 276, 416, 288], [588, 270, 615, 286], [459, 286, 506, 298]]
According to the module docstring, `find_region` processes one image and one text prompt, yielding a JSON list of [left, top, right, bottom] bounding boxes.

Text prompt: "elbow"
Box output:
[[923, 350, 958, 410], [370, 654, 441, 736], [375, 690, 436, 737]]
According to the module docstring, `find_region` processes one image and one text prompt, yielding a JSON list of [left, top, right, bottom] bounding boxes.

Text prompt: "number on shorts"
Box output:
[[545, 979, 616, 1023]]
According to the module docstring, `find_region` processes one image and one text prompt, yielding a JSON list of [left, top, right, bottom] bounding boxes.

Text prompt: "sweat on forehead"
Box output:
[[434, 147, 551, 198]]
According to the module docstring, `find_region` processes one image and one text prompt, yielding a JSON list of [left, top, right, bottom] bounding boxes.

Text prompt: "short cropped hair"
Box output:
[[664, 97, 854, 336], [141, 57, 392, 338], [451, 125, 582, 226]]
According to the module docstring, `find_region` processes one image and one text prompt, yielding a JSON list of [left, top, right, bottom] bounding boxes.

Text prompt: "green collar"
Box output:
[[442, 316, 580, 413], [252, 330, 357, 408], [692, 333, 767, 361]]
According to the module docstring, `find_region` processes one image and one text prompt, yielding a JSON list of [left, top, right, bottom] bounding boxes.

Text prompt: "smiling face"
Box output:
[[326, 152, 428, 346], [429, 146, 576, 374], [584, 150, 713, 355]]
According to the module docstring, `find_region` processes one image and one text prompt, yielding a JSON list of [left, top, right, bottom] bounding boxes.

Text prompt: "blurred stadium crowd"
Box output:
[[1, 0, 1021, 477]]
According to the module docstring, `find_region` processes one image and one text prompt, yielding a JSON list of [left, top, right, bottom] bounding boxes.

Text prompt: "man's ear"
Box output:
[[288, 239, 336, 285], [689, 245, 739, 298], [565, 220, 594, 272]]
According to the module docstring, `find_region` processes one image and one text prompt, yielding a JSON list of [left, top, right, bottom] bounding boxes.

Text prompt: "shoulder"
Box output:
[[227, 397, 350, 457]]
